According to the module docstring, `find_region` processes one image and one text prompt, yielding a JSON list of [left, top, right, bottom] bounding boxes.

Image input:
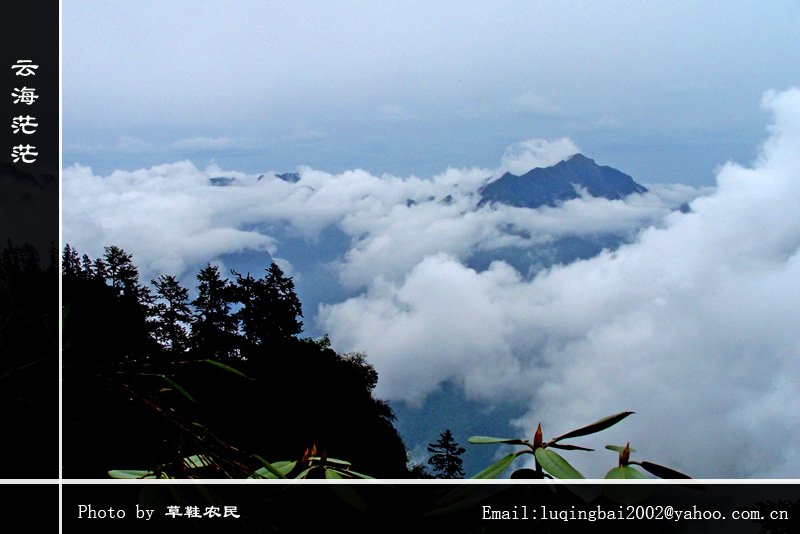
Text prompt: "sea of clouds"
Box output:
[[63, 88, 800, 477]]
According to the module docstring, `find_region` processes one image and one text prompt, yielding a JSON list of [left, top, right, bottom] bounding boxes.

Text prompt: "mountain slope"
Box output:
[[480, 153, 647, 208]]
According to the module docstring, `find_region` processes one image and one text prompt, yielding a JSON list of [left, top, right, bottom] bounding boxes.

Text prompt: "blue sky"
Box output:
[[64, 0, 800, 185]]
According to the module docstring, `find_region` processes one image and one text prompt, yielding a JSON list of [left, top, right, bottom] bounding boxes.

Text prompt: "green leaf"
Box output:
[[471, 453, 516, 479], [248, 469, 271, 479], [550, 443, 594, 452], [199, 359, 252, 379], [637, 461, 692, 479], [467, 436, 527, 445], [250, 455, 291, 479], [605, 444, 637, 454], [182, 455, 212, 469], [159, 375, 197, 403], [273, 460, 297, 473], [108, 469, 164, 479], [605, 465, 647, 479], [294, 467, 313, 479], [553, 411, 634, 442], [325, 468, 344, 479], [308, 456, 351, 467], [534, 448, 585, 479]]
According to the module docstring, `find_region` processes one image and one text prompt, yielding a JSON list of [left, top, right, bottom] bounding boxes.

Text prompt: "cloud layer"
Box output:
[[321, 88, 800, 478], [63, 89, 800, 477], [63, 138, 693, 283]]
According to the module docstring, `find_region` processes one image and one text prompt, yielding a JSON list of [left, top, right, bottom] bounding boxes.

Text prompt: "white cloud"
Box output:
[[319, 88, 800, 478], [63, 125, 715, 475], [499, 137, 581, 175], [62, 161, 277, 278]]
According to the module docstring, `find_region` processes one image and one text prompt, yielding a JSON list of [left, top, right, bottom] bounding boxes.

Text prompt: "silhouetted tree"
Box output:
[[62, 244, 158, 363], [408, 461, 435, 479], [233, 263, 303, 346], [92, 256, 106, 282], [191, 264, 239, 360], [103, 245, 141, 298], [427, 429, 466, 478], [342, 351, 378, 393], [62, 243, 81, 277], [151, 274, 192, 354], [62, 245, 414, 478], [80, 254, 94, 280], [231, 270, 259, 345], [263, 263, 303, 338]]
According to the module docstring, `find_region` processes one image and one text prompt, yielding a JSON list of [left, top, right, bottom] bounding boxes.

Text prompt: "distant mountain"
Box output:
[[211, 173, 301, 186], [479, 154, 647, 208], [466, 234, 627, 278], [209, 177, 236, 186], [276, 172, 301, 183]]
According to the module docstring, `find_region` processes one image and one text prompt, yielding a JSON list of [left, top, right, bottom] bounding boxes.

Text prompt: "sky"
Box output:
[[64, 1, 800, 185], [63, 2, 800, 478]]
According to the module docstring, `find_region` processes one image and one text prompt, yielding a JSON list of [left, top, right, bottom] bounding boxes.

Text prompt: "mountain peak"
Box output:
[[563, 153, 593, 164], [480, 155, 647, 208]]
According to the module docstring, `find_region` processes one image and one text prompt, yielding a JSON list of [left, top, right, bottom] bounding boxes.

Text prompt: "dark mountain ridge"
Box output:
[[479, 153, 647, 208]]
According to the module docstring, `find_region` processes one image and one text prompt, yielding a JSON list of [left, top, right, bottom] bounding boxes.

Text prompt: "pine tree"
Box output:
[[427, 429, 466, 478], [263, 262, 303, 339], [103, 245, 141, 298], [232, 270, 259, 345], [232, 263, 303, 345], [92, 257, 107, 282], [191, 264, 239, 360], [62, 243, 81, 277], [61, 244, 158, 363], [151, 274, 192, 354], [80, 254, 94, 280]]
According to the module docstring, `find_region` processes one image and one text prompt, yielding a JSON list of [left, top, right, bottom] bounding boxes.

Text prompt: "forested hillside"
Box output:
[[62, 244, 412, 478]]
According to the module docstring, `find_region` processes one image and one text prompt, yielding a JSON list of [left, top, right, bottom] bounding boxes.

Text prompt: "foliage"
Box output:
[[191, 264, 239, 360], [427, 429, 466, 479], [407, 461, 435, 479], [111, 445, 375, 481], [62, 244, 413, 478], [62, 243, 80, 277], [103, 245, 143, 299], [341, 351, 378, 393], [250, 445, 373, 480], [469, 412, 691, 479], [604, 442, 691, 479], [151, 274, 192, 353], [232, 263, 303, 348]]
